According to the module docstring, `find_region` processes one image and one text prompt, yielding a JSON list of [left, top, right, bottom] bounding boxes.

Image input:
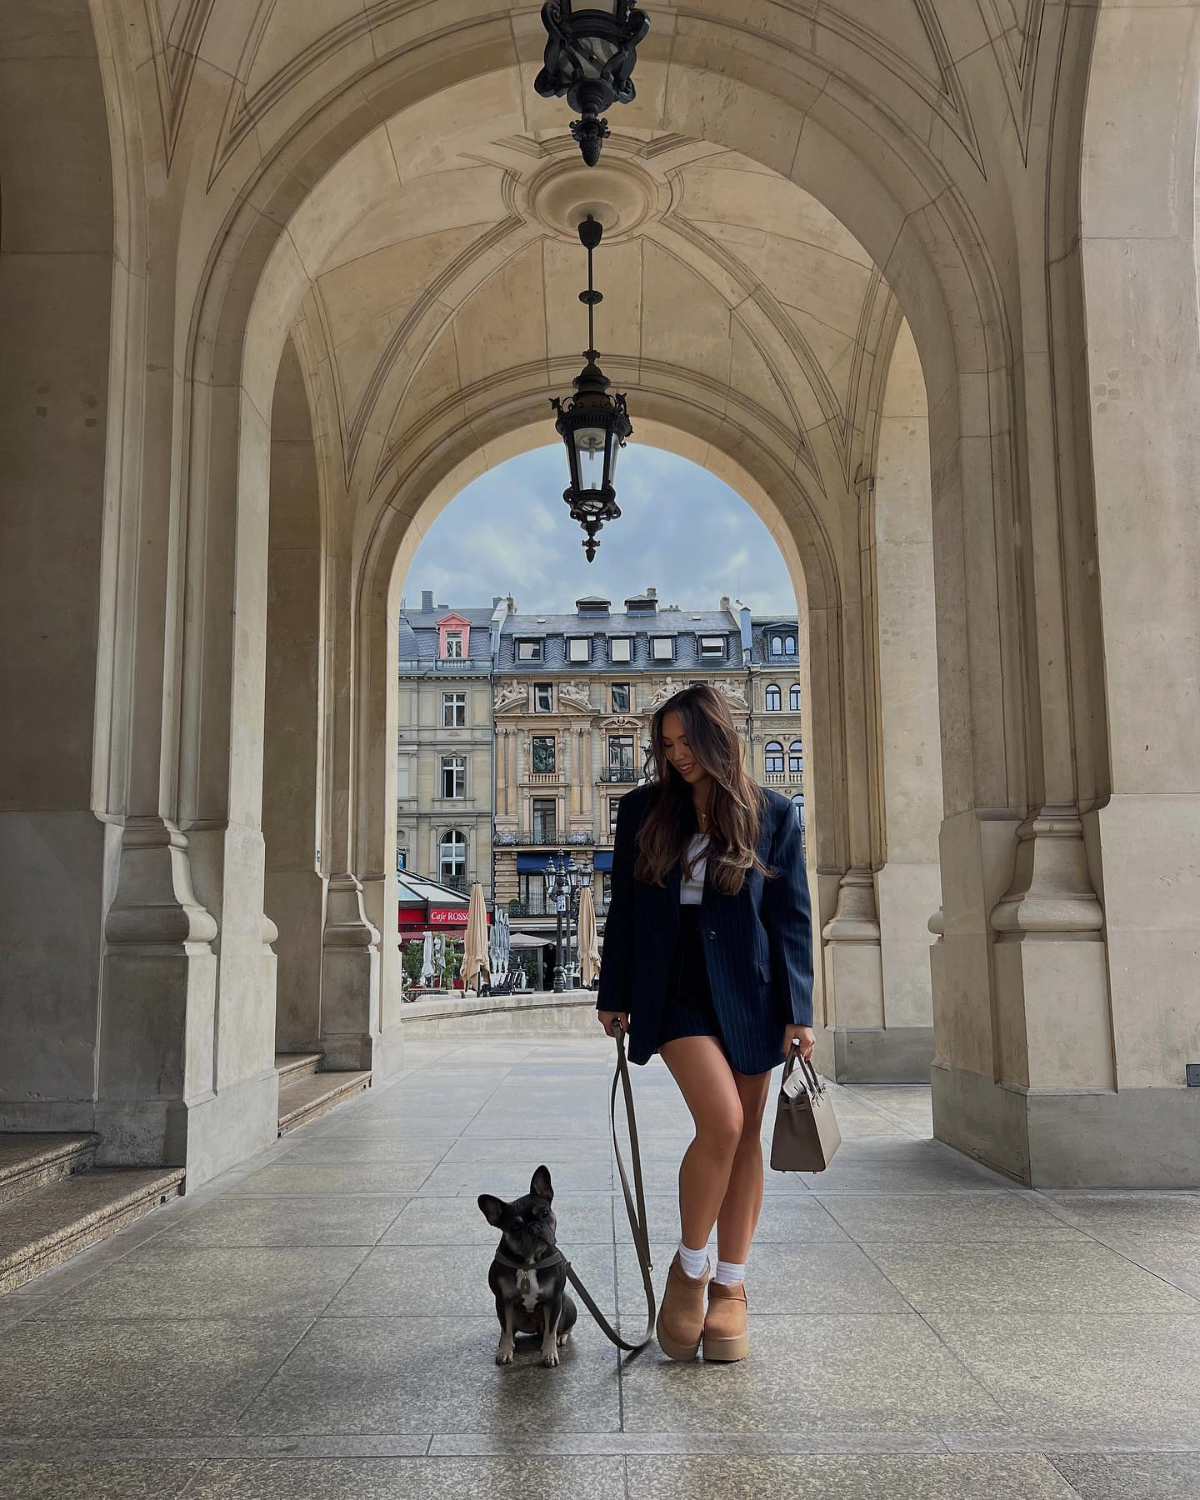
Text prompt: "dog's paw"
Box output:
[[557, 1331, 570, 1347], [495, 1347, 515, 1366], [541, 1350, 560, 1367]]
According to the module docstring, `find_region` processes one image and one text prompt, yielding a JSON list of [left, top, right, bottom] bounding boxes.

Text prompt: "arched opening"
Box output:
[[47, 0, 1185, 1192]]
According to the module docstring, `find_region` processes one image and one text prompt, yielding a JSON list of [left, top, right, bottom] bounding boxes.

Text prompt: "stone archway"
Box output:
[[11, 0, 1191, 1188], [86, 16, 1037, 1183]]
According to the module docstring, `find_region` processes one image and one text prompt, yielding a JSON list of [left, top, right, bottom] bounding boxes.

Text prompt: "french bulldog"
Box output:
[[478, 1164, 578, 1367]]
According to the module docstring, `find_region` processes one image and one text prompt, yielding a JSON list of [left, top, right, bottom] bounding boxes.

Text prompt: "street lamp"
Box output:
[[534, 0, 650, 167], [544, 850, 591, 992], [551, 215, 632, 563]]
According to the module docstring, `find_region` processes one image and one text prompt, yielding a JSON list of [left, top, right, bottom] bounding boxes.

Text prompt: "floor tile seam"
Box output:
[[223, 1303, 335, 1437], [830, 1089, 931, 1138], [8, 1434, 1200, 1461], [907, 1307, 1022, 1427], [175, 1459, 215, 1498], [1041, 1452, 1090, 1499], [844, 1238, 924, 1318], [1021, 1192, 1200, 1304]]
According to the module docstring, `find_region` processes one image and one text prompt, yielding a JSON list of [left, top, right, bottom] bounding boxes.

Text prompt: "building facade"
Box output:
[[490, 589, 804, 955], [396, 590, 496, 899]]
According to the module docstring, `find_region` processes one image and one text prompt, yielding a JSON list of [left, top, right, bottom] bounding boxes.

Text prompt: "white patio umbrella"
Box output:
[[460, 882, 491, 993], [420, 930, 434, 984], [578, 884, 601, 987]]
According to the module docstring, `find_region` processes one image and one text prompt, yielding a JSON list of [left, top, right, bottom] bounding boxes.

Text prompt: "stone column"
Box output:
[[343, 534, 395, 1075], [263, 340, 325, 1056], [816, 485, 887, 1075], [0, 11, 115, 1132], [1058, 0, 1200, 1185], [862, 320, 942, 1081]]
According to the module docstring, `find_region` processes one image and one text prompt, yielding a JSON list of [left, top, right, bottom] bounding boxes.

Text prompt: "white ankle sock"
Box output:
[[677, 1241, 709, 1279], [713, 1259, 746, 1286]]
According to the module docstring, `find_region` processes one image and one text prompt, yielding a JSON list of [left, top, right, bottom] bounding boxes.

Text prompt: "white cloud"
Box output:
[[400, 444, 799, 616]]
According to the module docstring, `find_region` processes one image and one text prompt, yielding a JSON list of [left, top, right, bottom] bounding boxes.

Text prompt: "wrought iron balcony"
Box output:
[[494, 829, 596, 847], [396, 658, 491, 677], [599, 767, 638, 783]]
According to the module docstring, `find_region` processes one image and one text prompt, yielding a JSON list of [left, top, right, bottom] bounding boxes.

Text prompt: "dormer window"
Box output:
[[517, 639, 543, 662], [568, 637, 590, 663], [437, 612, 471, 660], [700, 637, 724, 658]]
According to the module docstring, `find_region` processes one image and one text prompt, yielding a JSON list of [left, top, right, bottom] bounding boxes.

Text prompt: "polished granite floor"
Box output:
[[2, 1038, 1199, 1498]]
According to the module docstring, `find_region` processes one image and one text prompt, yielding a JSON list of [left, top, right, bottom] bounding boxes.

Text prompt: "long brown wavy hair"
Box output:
[[634, 683, 773, 895]]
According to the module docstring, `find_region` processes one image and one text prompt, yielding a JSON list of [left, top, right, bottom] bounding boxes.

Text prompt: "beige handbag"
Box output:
[[770, 1047, 841, 1172]]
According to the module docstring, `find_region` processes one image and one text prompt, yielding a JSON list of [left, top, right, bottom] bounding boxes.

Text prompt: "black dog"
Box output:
[[478, 1165, 578, 1366]]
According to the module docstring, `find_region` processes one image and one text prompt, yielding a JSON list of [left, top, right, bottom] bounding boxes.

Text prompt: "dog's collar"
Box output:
[[494, 1246, 565, 1273]]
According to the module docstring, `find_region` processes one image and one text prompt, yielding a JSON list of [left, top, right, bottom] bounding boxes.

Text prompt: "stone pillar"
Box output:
[[820, 870, 886, 1076], [816, 482, 887, 1077], [0, 8, 114, 1131], [320, 874, 381, 1069], [334, 535, 391, 1074], [1062, 0, 1200, 1184], [864, 320, 942, 1081], [263, 340, 325, 1056]]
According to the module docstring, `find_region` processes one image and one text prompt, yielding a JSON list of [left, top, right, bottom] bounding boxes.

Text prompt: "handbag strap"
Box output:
[[560, 1019, 657, 1353], [782, 1042, 825, 1098]]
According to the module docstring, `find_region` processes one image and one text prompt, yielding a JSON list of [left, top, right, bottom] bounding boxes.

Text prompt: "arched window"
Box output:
[[765, 741, 784, 773], [770, 634, 783, 656], [789, 683, 801, 712], [439, 829, 467, 886], [789, 740, 803, 776], [765, 683, 781, 712], [784, 634, 796, 656]]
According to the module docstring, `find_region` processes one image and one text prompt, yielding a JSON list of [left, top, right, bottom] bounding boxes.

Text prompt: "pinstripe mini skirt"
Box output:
[[654, 905, 727, 1052]]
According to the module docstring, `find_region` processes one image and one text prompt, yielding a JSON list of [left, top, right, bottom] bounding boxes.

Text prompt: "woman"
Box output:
[[596, 682, 814, 1364]]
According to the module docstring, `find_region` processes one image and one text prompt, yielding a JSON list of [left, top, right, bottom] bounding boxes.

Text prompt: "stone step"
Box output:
[[274, 1052, 324, 1086], [277, 1070, 371, 1136], [0, 1134, 100, 1208], [0, 1167, 185, 1296]]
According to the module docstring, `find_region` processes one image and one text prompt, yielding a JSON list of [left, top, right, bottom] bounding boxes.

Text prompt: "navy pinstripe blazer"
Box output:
[[596, 783, 814, 1074]]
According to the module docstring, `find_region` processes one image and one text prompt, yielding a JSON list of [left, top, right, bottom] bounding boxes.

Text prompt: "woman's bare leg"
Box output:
[[715, 1067, 773, 1265], [659, 1035, 743, 1249]]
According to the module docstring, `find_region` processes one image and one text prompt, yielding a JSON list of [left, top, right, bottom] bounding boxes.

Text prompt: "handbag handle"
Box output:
[[782, 1042, 824, 1099]]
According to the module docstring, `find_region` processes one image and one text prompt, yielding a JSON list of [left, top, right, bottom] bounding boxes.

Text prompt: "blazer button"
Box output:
[[708, 929, 717, 939]]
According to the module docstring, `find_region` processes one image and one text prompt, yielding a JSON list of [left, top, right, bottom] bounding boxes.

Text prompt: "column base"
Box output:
[[820, 1025, 935, 1083], [94, 1067, 279, 1189], [931, 1061, 1200, 1188]]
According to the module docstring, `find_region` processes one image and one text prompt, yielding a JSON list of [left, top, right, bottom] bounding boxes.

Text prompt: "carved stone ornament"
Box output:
[[558, 680, 593, 711], [494, 685, 525, 714], [644, 676, 675, 709], [712, 678, 748, 710]]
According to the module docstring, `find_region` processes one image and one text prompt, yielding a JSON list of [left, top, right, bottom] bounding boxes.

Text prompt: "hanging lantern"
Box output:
[[534, 0, 650, 167], [550, 215, 633, 563]]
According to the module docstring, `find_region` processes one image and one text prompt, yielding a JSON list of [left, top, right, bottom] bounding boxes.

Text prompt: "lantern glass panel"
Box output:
[[573, 425, 609, 488]]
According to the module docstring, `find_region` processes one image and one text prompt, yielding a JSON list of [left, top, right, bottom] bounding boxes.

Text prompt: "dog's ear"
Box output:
[[530, 1165, 554, 1203], [477, 1193, 507, 1226]]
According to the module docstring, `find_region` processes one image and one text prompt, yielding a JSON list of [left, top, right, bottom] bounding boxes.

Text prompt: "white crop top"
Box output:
[[680, 834, 709, 905]]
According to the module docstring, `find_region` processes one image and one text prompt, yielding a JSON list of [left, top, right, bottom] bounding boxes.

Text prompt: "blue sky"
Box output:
[[401, 444, 798, 617]]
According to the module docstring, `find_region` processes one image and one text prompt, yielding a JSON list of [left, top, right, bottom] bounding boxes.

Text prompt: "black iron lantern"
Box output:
[[551, 215, 633, 562], [534, 0, 650, 166]]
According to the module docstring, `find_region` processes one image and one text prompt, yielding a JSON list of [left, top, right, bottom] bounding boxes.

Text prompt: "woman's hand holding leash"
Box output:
[[597, 1010, 630, 1040], [784, 1024, 815, 1060]]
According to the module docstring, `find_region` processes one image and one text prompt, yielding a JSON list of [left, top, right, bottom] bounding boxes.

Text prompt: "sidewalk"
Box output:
[[0, 1037, 1197, 1497]]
